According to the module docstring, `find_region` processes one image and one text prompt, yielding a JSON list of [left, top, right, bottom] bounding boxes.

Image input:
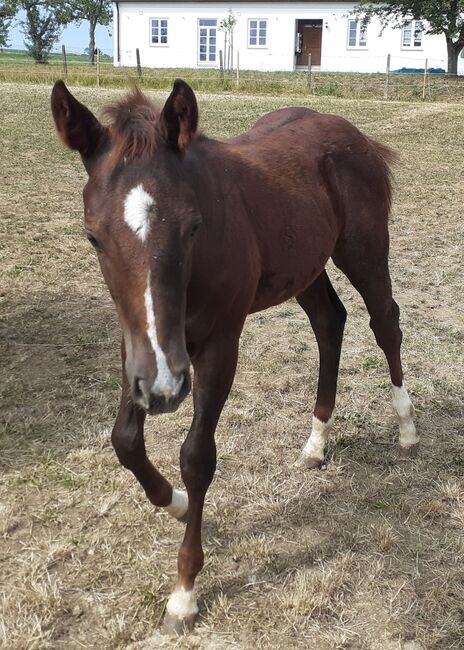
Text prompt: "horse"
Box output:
[[51, 79, 418, 634]]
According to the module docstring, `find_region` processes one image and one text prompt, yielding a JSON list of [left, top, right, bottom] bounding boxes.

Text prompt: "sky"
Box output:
[[8, 11, 113, 55]]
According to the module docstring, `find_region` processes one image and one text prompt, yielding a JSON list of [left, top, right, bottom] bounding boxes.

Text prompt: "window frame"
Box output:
[[198, 18, 218, 66], [149, 17, 169, 47], [401, 19, 424, 49], [248, 18, 268, 49], [346, 18, 368, 50]]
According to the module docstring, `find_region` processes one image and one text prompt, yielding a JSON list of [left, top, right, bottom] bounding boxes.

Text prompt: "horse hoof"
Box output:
[[399, 442, 419, 458], [161, 611, 197, 636], [295, 453, 323, 470]]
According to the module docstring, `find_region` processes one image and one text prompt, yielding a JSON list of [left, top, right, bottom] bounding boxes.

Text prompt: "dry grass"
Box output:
[[1, 83, 463, 650]]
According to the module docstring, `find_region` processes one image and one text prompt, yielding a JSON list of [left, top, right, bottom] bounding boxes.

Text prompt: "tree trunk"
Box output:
[[89, 21, 96, 65], [446, 37, 458, 75]]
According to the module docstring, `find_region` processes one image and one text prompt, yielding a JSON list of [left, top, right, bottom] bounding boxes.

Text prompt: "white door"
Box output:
[[198, 19, 217, 66]]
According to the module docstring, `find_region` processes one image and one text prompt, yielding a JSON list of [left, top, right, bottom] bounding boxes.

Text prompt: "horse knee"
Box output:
[[180, 436, 216, 492], [111, 420, 144, 470]]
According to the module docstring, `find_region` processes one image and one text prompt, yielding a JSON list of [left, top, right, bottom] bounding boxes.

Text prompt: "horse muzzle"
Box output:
[[132, 370, 191, 414]]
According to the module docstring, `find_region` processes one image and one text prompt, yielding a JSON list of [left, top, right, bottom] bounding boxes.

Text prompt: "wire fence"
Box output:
[[1, 48, 463, 102]]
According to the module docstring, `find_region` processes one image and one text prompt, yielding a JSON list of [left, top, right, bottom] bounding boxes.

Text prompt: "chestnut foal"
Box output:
[[51, 79, 418, 633]]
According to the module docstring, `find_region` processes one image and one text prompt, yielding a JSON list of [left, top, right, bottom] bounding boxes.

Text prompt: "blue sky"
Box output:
[[8, 11, 113, 55]]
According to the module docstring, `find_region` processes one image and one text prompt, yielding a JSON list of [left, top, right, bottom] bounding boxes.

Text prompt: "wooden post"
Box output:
[[307, 53, 312, 89], [231, 30, 234, 74], [96, 49, 100, 88], [422, 57, 428, 100], [236, 51, 240, 89], [384, 53, 391, 99], [61, 44, 67, 75], [219, 50, 224, 82], [136, 48, 142, 79]]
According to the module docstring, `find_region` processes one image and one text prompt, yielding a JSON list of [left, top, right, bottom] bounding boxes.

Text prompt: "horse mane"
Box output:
[[102, 87, 161, 162]]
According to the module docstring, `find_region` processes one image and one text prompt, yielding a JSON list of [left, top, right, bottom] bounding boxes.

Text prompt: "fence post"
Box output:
[[384, 53, 391, 99], [61, 45, 67, 75], [236, 51, 240, 89], [96, 49, 100, 88], [422, 57, 428, 100], [219, 50, 224, 83], [307, 53, 312, 89], [136, 48, 142, 80]]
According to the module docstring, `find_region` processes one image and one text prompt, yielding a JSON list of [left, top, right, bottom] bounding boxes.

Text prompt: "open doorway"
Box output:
[[295, 19, 323, 68]]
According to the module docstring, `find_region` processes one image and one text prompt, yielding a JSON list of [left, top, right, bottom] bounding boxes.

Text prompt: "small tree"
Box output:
[[20, 0, 63, 62], [219, 10, 237, 71], [63, 0, 111, 64], [0, 1, 17, 49], [356, 1, 464, 75]]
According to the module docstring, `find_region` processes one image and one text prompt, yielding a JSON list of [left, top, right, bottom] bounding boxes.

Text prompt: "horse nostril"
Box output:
[[178, 371, 190, 397], [133, 377, 151, 408]]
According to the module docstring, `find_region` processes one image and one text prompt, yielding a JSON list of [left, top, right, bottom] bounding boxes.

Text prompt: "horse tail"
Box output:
[[367, 138, 399, 215]]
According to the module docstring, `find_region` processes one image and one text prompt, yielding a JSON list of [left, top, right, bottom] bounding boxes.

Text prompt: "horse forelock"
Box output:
[[102, 88, 161, 162]]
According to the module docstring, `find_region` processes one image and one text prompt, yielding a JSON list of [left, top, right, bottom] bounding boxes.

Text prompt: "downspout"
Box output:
[[115, 1, 120, 66]]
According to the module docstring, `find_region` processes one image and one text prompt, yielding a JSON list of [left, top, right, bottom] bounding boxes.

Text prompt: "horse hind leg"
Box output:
[[333, 251, 419, 456], [295, 271, 347, 468]]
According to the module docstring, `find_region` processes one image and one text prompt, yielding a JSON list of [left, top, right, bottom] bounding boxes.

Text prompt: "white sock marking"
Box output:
[[124, 184, 154, 242], [165, 489, 188, 520], [392, 383, 419, 448], [301, 415, 334, 461], [166, 586, 198, 619], [144, 273, 183, 399]]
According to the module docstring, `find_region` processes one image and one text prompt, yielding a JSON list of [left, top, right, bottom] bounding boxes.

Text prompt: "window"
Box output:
[[150, 18, 168, 46], [347, 19, 367, 48], [248, 19, 267, 48], [198, 19, 217, 64], [402, 20, 423, 48]]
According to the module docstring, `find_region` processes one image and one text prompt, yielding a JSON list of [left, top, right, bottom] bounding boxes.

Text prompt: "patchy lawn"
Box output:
[[0, 83, 463, 649]]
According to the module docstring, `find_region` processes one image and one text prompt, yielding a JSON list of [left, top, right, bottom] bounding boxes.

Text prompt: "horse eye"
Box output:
[[85, 230, 102, 252]]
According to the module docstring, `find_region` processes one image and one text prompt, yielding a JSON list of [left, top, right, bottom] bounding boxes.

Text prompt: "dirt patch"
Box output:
[[1, 83, 463, 649]]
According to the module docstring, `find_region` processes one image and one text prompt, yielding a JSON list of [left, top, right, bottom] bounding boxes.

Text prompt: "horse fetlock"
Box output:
[[165, 488, 189, 521]]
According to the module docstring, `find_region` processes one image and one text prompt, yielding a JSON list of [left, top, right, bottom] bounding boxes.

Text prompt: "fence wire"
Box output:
[[0, 52, 463, 102]]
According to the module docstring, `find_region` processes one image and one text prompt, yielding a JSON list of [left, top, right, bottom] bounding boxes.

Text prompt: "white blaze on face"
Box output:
[[123, 184, 154, 242], [144, 273, 183, 399], [301, 415, 334, 461], [392, 383, 419, 448], [166, 586, 199, 620], [165, 488, 188, 520]]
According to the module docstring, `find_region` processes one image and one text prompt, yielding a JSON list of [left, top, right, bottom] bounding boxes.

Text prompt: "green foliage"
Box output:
[[20, 0, 65, 62], [0, 1, 17, 49], [356, 1, 464, 73], [62, 0, 112, 63]]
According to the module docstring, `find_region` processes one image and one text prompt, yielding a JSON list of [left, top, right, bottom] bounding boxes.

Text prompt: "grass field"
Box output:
[[1, 49, 464, 100], [1, 83, 463, 649]]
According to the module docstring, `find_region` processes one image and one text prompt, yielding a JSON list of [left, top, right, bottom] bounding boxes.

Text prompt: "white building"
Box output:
[[112, 1, 464, 74]]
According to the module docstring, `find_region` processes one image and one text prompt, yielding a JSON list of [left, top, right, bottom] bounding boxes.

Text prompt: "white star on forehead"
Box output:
[[123, 184, 155, 241]]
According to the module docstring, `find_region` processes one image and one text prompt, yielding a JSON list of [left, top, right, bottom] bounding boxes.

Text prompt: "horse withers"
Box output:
[[51, 79, 418, 633]]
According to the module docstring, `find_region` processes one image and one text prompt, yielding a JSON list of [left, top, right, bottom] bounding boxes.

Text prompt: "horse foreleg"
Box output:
[[111, 339, 188, 521], [162, 331, 240, 634], [295, 272, 347, 468]]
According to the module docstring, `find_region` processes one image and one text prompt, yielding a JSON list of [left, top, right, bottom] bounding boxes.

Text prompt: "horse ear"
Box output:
[[51, 80, 108, 170], [158, 79, 198, 152]]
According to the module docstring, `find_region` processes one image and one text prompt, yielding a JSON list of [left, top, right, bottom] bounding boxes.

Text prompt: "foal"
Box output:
[[51, 79, 418, 633]]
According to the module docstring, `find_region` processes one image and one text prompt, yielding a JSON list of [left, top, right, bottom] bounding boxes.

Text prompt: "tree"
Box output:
[[20, 0, 65, 62], [219, 10, 237, 71], [356, 1, 464, 75], [0, 1, 17, 49], [64, 0, 111, 64]]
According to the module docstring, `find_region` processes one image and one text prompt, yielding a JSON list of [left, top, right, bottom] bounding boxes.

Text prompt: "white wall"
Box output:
[[114, 2, 463, 74]]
